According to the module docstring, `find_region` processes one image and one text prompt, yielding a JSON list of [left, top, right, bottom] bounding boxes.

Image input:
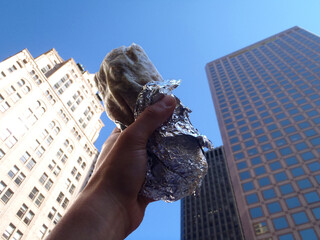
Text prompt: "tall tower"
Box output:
[[0, 49, 104, 239], [206, 27, 320, 240], [181, 147, 244, 240]]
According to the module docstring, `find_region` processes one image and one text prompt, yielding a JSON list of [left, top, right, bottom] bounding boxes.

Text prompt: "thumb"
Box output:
[[124, 95, 176, 145]]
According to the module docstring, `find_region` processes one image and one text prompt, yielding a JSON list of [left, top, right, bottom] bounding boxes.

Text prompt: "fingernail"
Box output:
[[159, 95, 176, 109]]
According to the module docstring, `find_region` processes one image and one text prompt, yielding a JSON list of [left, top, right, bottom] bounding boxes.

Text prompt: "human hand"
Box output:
[[47, 95, 176, 240]]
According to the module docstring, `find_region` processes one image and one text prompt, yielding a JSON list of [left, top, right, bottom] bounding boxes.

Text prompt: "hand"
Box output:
[[47, 95, 176, 240]]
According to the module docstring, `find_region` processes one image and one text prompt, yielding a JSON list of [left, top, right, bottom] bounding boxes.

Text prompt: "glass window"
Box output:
[[257, 135, 268, 143], [246, 193, 259, 204], [284, 126, 296, 134], [254, 128, 264, 135], [275, 138, 287, 147], [262, 188, 276, 200], [311, 207, 320, 220], [299, 228, 318, 240], [285, 156, 298, 166], [289, 133, 302, 142], [279, 233, 294, 240], [239, 171, 251, 180], [304, 191, 320, 204], [297, 178, 312, 190], [230, 137, 239, 144], [251, 156, 262, 165], [269, 161, 282, 171], [304, 129, 317, 137], [232, 144, 242, 152], [258, 177, 271, 187], [301, 151, 315, 161], [261, 143, 272, 151], [245, 140, 255, 148], [291, 167, 305, 177], [274, 172, 288, 182], [298, 121, 311, 129], [272, 216, 288, 230], [280, 147, 292, 156], [254, 166, 266, 176], [293, 114, 305, 122], [240, 126, 249, 133], [242, 132, 252, 139], [242, 181, 254, 192], [271, 130, 282, 138], [237, 161, 247, 170], [280, 183, 294, 195], [247, 148, 258, 156], [310, 136, 320, 146], [295, 142, 308, 151], [267, 201, 282, 214], [265, 152, 277, 161], [286, 196, 301, 209], [249, 206, 263, 219], [267, 124, 277, 131], [234, 152, 244, 160]]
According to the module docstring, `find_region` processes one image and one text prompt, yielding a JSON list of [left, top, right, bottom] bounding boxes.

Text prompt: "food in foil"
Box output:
[[94, 43, 212, 202]]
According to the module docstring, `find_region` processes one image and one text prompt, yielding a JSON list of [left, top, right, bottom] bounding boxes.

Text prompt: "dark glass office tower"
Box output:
[[181, 147, 244, 240], [206, 26, 320, 240]]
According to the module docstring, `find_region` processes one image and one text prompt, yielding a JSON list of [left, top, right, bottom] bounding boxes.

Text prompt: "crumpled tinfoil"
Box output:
[[134, 79, 212, 202]]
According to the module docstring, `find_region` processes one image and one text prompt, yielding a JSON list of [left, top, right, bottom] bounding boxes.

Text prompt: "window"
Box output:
[[23, 210, 35, 225], [262, 188, 276, 200], [16, 204, 28, 219], [274, 172, 288, 182], [38, 224, 48, 239], [267, 201, 282, 214], [2, 223, 16, 239], [272, 216, 288, 230], [26, 158, 36, 170], [291, 167, 305, 177], [308, 162, 320, 172], [249, 206, 263, 219], [35, 193, 45, 207], [48, 207, 57, 219], [253, 222, 268, 235], [258, 176, 271, 187], [39, 173, 48, 184], [242, 181, 254, 192], [45, 179, 53, 190], [20, 151, 30, 164], [8, 165, 19, 179], [265, 151, 278, 161], [57, 192, 64, 203], [280, 147, 292, 156], [14, 172, 26, 186], [311, 207, 320, 220], [279, 233, 294, 240], [251, 156, 262, 165], [299, 228, 318, 240], [286, 196, 301, 209], [254, 166, 266, 175], [246, 193, 258, 204], [295, 142, 308, 151], [292, 211, 309, 225], [62, 198, 69, 209], [0, 149, 5, 159], [75, 173, 82, 181], [11, 230, 22, 240], [304, 191, 320, 204], [54, 213, 62, 225], [304, 129, 317, 137], [1, 189, 14, 203], [29, 187, 39, 200]]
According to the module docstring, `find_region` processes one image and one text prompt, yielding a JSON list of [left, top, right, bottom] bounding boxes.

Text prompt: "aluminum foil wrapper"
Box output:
[[134, 79, 212, 202]]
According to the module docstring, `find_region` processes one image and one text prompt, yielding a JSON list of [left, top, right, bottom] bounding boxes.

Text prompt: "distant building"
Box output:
[[206, 26, 320, 239], [0, 49, 104, 239], [181, 147, 244, 240]]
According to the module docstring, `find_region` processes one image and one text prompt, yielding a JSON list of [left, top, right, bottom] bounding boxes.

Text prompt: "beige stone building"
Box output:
[[0, 49, 104, 239]]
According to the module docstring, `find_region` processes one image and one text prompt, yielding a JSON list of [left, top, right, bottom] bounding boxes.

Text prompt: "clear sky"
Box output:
[[1, 0, 320, 239]]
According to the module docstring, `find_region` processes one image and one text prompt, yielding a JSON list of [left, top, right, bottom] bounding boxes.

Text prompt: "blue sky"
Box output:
[[1, 0, 320, 239]]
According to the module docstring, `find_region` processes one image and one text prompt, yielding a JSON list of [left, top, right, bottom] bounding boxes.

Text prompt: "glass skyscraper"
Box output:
[[206, 26, 320, 240], [181, 147, 244, 240]]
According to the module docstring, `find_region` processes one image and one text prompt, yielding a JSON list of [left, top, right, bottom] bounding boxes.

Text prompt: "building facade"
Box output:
[[0, 49, 104, 239], [181, 147, 244, 240], [206, 27, 320, 240]]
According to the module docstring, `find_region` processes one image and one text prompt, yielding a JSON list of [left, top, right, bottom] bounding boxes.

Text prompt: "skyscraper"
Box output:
[[181, 147, 244, 240], [0, 49, 104, 239], [206, 26, 320, 240]]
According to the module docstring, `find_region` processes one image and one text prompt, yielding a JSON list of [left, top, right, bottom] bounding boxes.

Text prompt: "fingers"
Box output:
[[124, 95, 176, 146], [95, 127, 121, 172]]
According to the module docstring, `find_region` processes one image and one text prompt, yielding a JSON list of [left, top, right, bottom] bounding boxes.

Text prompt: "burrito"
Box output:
[[94, 43, 211, 202]]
